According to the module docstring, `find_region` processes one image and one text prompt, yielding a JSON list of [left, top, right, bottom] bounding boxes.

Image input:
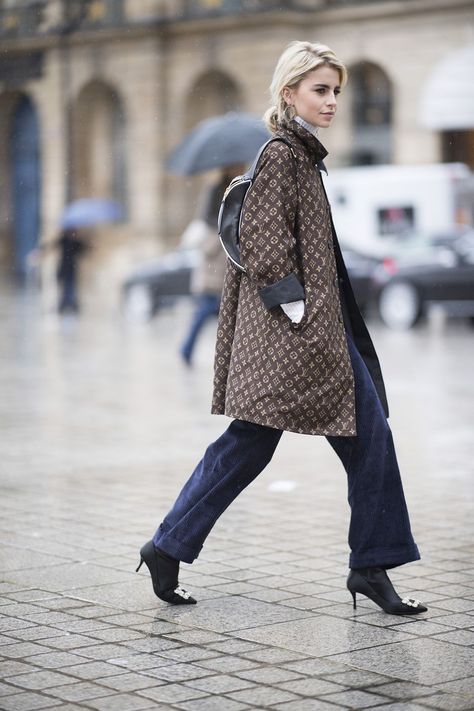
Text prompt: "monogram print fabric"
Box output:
[[211, 120, 358, 436]]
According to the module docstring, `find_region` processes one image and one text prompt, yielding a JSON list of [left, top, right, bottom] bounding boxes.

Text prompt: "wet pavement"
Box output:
[[1, 290, 473, 711]]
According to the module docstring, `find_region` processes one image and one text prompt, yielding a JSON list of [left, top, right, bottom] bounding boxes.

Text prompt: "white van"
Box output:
[[324, 163, 473, 254]]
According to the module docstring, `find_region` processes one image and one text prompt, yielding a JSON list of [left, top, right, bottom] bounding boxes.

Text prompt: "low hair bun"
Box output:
[[263, 106, 279, 133]]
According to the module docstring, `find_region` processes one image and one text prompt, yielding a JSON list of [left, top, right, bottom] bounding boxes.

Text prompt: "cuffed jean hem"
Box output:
[[349, 543, 420, 571], [153, 527, 201, 564]]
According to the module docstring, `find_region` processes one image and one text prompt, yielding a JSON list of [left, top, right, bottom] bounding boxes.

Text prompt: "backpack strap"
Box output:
[[246, 137, 324, 285], [246, 136, 297, 180], [247, 135, 304, 283], [218, 136, 299, 275]]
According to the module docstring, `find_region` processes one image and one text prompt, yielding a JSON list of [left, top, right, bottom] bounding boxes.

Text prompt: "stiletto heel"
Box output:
[[347, 567, 427, 616], [135, 558, 144, 573], [137, 540, 197, 606]]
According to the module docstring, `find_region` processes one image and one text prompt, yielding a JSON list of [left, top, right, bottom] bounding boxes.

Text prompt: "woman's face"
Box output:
[[283, 65, 341, 128]]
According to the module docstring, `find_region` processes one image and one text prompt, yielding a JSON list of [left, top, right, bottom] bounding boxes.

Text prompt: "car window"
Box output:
[[454, 233, 474, 264]]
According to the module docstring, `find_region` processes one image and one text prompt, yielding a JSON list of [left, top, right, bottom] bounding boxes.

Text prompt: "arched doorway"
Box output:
[[9, 94, 41, 279], [185, 70, 242, 131], [349, 62, 392, 165], [72, 80, 127, 209]]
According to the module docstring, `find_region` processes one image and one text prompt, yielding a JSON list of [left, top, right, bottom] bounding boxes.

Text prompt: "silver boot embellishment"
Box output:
[[402, 597, 421, 608]]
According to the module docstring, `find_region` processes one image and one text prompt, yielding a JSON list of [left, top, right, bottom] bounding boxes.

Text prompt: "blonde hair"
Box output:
[[264, 41, 347, 133]]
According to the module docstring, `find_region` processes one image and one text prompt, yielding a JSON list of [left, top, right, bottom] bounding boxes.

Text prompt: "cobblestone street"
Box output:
[[1, 292, 473, 711]]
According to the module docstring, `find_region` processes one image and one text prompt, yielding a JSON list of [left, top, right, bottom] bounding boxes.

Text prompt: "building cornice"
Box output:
[[164, 0, 474, 37]]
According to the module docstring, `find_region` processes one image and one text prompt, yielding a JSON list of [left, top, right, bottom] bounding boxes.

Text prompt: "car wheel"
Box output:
[[123, 284, 154, 322], [378, 282, 422, 330]]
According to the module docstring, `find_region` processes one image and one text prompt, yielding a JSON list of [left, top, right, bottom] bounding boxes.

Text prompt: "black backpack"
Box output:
[[217, 137, 296, 273]]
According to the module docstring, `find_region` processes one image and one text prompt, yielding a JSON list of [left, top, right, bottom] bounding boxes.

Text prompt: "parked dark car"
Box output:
[[122, 248, 199, 321], [371, 230, 474, 329], [339, 245, 381, 314], [121, 243, 380, 322]]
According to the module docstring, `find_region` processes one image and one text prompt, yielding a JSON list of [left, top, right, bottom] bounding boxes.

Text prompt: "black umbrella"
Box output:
[[166, 112, 270, 175]]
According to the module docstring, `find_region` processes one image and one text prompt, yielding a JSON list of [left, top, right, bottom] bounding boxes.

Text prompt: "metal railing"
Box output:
[[0, 0, 124, 38], [178, 0, 395, 16], [0, 0, 402, 38], [0, 1, 46, 37], [181, 1, 315, 16], [62, 0, 123, 30]]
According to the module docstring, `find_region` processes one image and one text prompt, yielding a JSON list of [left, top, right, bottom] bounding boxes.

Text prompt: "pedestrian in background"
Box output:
[[180, 167, 243, 365], [137, 41, 427, 616], [55, 228, 89, 313]]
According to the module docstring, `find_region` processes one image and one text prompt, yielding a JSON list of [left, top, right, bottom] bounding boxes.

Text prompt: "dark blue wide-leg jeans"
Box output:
[[154, 334, 420, 569], [181, 294, 220, 362]]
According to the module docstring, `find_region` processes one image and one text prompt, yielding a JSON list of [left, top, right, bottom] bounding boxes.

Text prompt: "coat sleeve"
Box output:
[[239, 141, 304, 309]]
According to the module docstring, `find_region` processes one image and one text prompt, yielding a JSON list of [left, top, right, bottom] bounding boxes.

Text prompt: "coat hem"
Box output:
[[211, 407, 356, 437]]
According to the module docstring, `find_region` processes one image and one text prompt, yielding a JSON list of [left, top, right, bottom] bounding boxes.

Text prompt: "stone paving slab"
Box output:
[[231, 614, 415, 656], [150, 596, 313, 633], [1, 297, 474, 710], [328, 637, 474, 685]]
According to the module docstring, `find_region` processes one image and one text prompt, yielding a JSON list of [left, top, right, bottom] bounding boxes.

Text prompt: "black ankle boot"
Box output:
[[347, 566, 427, 615], [136, 540, 197, 605]]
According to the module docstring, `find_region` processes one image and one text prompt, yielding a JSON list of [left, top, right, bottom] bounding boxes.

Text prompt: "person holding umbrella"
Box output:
[[39, 199, 122, 314], [180, 165, 245, 365], [137, 41, 427, 615], [55, 228, 89, 313], [166, 114, 268, 365]]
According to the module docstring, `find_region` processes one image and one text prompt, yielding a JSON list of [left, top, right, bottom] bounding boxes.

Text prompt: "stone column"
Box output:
[[29, 48, 67, 309]]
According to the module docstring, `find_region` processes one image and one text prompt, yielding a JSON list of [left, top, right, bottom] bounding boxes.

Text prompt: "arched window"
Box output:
[[72, 80, 127, 213], [350, 62, 392, 165], [167, 69, 243, 237], [185, 70, 242, 131]]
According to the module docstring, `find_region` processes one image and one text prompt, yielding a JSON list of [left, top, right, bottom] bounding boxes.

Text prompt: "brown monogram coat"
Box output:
[[211, 119, 388, 436]]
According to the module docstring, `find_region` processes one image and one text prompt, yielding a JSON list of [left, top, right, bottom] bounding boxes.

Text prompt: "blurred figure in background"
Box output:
[[55, 228, 89, 314], [180, 165, 244, 365]]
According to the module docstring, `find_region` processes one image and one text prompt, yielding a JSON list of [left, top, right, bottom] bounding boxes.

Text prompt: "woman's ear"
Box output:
[[282, 86, 293, 106]]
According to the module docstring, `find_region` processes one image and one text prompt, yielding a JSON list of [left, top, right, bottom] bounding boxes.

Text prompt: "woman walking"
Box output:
[[137, 41, 427, 615]]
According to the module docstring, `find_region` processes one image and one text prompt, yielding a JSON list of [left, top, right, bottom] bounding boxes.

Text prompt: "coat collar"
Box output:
[[277, 119, 329, 165]]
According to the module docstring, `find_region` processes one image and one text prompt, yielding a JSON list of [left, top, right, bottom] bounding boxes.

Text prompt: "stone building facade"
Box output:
[[1, 0, 473, 289]]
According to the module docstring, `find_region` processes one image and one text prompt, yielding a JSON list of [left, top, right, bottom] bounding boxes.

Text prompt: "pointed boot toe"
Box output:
[[136, 540, 197, 606]]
